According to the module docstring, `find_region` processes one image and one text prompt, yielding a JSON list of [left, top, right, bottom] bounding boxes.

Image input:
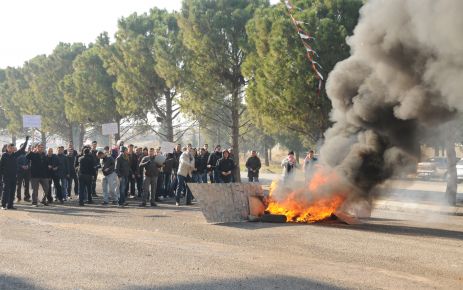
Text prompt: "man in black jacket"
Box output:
[[56, 146, 70, 201], [207, 145, 222, 183], [46, 148, 62, 203], [139, 148, 161, 207], [64, 144, 78, 197], [127, 144, 138, 198], [1, 136, 29, 209], [195, 148, 208, 183], [246, 150, 261, 182], [27, 143, 51, 206], [98, 151, 117, 205], [78, 148, 96, 206], [115, 147, 131, 207], [90, 141, 99, 197], [16, 144, 31, 202]]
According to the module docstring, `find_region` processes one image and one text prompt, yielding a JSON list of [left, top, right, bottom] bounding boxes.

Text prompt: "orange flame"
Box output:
[[265, 169, 349, 223]]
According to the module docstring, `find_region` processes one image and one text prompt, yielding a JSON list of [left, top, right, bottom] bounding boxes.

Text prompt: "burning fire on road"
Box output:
[[264, 168, 354, 223]]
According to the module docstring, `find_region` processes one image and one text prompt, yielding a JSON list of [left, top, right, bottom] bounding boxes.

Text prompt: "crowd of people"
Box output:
[[0, 137, 264, 210]]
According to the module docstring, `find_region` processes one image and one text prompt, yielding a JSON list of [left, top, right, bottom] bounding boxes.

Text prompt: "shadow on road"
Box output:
[[324, 222, 463, 241], [216, 221, 307, 230], [121, 275, 344, 290], [0, 274, 45, 290]]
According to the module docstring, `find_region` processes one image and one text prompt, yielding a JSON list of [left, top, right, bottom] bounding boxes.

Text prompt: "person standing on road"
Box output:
[[16, 144, 31, 202], [303, 150, 318, 184], [46, 148, 63, 203], [195, 148, 208, 183], [1, 137, 29, 210], [115, 147, 130, 207], [246, 150, 261, 183], [56, 146, 70, 201], [27, 143, 51, 206], [216, 150, 235, 184], [90, 141, 99, 197], [163, 153, 174, 197], [98, 151, 118, 205], [175, 147, 195, 206], [203, 144, 211, 182], [171, 144, 182, 194], [127, 144, 138, 198], [64, 144, 79, 197], [77, 148, 96, 206], [139, 148, 161, 207], [207, 145, 222, 183], [281, 151, 298, 184], [135, 147, 144, 198]]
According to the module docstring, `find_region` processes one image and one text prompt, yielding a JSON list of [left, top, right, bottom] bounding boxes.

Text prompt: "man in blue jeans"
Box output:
[[115, 147, 130, 207]]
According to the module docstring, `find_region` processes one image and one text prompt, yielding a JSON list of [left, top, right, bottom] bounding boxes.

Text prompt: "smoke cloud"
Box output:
[[321, 0, 463, 198]]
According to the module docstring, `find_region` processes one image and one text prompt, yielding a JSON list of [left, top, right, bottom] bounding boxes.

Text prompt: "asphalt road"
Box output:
[[1, 177, 462, 290]]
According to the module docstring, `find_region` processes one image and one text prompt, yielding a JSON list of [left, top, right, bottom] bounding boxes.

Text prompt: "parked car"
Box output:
[[416, 157, 449, 180], [457, 159, 463, 183]]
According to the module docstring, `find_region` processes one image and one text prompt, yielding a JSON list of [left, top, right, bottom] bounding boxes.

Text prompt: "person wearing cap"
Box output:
[[281, 151, 298, 183], [246, 150, 261, 182], [115, 146, 131, 207], [303, 150, 318, 183]]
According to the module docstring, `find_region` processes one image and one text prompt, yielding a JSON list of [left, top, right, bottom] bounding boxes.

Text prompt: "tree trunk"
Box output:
[[78, 124, 85, 150], [11, 134, 16, 144], [114, 118, 121, 145], [41, 131, 46, 148], [269, 147, 272, 162], [231, 89, 241, 183], [164, 92, 174, 142], [445, 140, 457, 206], [264, 143, 269, 166], [295, 151, 300, 164], [68, 125, 73, 144]]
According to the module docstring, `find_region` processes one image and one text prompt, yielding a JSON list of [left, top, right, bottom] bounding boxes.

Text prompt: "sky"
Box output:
[[0, 0, 182, 68], [0, 0, 280, 69]]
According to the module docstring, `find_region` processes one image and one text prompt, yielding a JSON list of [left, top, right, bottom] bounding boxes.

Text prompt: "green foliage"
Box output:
[[0, 68, 25, 134], [62, 40, 122, 125], [102, 9, 185, 141], [243, 0, 362, 143], [20, 43, 86, 139]]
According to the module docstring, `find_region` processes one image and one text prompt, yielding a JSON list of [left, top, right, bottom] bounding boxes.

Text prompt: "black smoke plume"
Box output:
[[321, 0, 463, 198]]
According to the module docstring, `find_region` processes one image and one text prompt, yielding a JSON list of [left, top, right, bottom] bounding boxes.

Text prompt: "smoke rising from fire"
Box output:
[[321, 0, 463, 197]]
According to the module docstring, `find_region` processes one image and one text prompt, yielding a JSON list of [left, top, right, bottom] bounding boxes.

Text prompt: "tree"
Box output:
[[62, 36, 127, 143], [0, 68, 25, 138], [102, 9, 187, 142], [243, 0, 362, 144], [178, 0, 269, 181], [20, 43, 86, 143]]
